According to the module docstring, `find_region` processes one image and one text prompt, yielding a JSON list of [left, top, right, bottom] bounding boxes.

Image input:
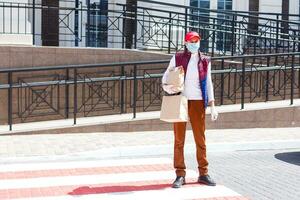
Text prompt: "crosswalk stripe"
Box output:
[[0, 170, 197, 189], [0, 157, 171, 172], [0, 157, 248, 200], [15, 185, 243, 200], [0, 164, 173, 180]]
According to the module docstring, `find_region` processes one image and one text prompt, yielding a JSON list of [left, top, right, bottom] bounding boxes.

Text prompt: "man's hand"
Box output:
[[210, 106, 218, 121], [209, 101, 218, 121]]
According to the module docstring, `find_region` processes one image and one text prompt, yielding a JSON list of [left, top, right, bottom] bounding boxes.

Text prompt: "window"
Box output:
[[199, 0, 210, 23], [218, 0, 232, 10], [216, 0, 233, 52], [190, 0, 210, 52], [86, 0, 108, 47], [190, 0, 210, 25]]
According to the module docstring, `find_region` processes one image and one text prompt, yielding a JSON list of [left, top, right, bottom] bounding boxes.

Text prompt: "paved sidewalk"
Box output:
[[0, 157, 249, 200], [0, 127, 299, 162]]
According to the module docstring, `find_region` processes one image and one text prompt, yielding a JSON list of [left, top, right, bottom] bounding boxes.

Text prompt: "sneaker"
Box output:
[[172, 176, 186, 188], [198, 175, 216, 186]]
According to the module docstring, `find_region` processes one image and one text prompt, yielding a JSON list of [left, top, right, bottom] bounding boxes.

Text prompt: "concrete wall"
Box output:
[[0, 34, 33, 46], [6, 104, 300, 135], [0, 45, 171, 68], [83, 105, 300, 132]]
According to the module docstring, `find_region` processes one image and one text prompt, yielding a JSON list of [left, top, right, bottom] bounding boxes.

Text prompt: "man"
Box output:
[[162, 31, 218, 188]]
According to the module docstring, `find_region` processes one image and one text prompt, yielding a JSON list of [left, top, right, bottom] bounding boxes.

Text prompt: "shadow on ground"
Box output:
[[274, 151, 300, 166], [68, 181, 203, 196]]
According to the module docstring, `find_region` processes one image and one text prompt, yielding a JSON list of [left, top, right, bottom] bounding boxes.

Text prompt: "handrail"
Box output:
[[0, 59, 170, 73], [135, 0, 300, 26], [1, 1, 300, 58], [1, 52, 299, 73], [1, 1, 299, 27], [1, 51, 299, 131]]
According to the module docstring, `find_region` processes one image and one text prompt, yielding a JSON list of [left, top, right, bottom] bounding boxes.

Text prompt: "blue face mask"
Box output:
[[186, 42, 200, 53]]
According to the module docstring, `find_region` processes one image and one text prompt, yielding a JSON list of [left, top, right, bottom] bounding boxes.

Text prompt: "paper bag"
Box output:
[[160, 94, 188, 122], [166, 66, 184, 92]]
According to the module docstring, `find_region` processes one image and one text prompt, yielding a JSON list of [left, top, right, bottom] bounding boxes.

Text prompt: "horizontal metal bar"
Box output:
[[1, 65, 299, 90], [134, 0, 300, 26], [2, 1, 300, 27], [0, 59, 170, 73], [1, 52, 300, 74], [1, 2, 300, 46], [137, 0, 296, 17], [212, 53, 300, 60], [211, 65, 300, 74], [132, 11, 299, 35]]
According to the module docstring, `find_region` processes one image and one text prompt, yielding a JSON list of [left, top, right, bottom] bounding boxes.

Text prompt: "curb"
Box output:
[[0, 140, 300, 164]]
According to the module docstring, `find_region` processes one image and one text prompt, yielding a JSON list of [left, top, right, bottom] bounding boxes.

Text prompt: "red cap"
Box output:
[[185, 31, 201, 42]]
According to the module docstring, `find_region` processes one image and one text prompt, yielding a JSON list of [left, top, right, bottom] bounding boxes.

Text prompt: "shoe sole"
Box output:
[[172, 181, 186, 188], [198, 180, 216, 186]]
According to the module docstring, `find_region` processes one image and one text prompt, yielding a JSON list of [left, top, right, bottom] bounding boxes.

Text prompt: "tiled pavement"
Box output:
[[0, 127, 299, 160], [0, 124, 299, 199], [0, 157, 249, 200]]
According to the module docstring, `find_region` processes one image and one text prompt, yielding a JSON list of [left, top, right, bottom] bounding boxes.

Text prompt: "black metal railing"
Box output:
[[0, 52, 299, 131], [1, 0, 300, 55]]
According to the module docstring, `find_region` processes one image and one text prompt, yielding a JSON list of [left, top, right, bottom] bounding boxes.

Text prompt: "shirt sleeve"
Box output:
[[162, 55, 176, 84], [162, 55, 177, 94], [206, 62, 215, 102]]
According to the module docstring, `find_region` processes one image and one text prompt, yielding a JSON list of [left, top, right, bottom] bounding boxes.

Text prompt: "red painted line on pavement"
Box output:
[[192, 197, 250, 200], [0, 164, 173, 180], [0, 178, 201, 199]]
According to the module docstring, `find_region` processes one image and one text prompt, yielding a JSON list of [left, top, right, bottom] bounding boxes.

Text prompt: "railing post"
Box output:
[[75, 0, 79, 47], [87, 0, 90, 47], [168, 12, 171, 54], [241, 58, 245, 109], [292, 31, 296, 53], [212, 18, 215, 57], [298, 32, 300, 54], [73, 68, 78, 125], [133, 64, 137, 118], [8, 72, 12, 131], [231, 14, 235, 56], [134, 4, 137, 49], [32, 0, 35, 45], [65, 68, 69, 118], [220, 59, 224, 105], [290, 54, 295, 105], [275, 14, 279, 65], [253, 35, 257, 55], [224, 23, 227, 55], [17, 3, 20, 34], [120, 65, 125, 114], [265, 56, 270, 102], [184, 8, 188, 35], [122, 5, 126, 49]]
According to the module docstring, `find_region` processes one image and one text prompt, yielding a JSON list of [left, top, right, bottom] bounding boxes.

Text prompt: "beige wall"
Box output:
[[0, 45, 172, 125], [6, 105, 300, 135], [0, 46, 172, 69]]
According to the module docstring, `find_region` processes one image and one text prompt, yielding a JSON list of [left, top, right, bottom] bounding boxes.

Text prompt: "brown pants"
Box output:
[[173, 100, 208, 177]]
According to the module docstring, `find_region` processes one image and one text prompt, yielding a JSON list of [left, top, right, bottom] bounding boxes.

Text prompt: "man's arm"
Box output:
[[206, 62, 215, 104], [162, 55, 177, 94], [206, 62, 218, 121]]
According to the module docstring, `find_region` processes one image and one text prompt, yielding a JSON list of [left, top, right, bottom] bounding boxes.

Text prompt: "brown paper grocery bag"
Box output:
[[167, 66, 184, 85], [166, 66, 184, 92], [160, 94, 188, 122]]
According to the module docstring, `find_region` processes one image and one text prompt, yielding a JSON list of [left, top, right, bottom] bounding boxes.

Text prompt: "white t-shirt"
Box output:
[[183, 53, 202, 99], [162, 53, 215, 102]]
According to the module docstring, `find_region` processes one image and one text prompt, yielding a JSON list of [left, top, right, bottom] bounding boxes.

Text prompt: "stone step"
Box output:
[[0, 99, 299, 135]]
